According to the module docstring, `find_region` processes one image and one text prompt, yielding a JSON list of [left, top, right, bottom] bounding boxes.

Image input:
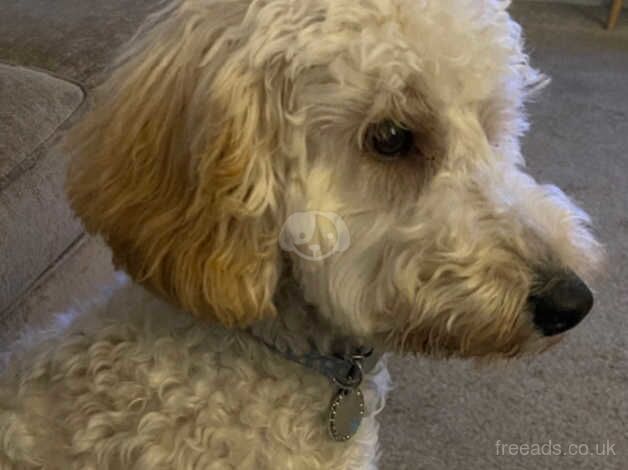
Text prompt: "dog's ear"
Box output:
[[65, 1, 282, 327]]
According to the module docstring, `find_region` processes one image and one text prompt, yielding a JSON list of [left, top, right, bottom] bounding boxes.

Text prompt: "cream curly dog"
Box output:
[[0, 0, 603, 468]]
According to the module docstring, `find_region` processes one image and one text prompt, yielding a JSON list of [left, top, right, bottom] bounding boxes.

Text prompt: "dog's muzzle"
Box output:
[[529, 271, 594, 336]]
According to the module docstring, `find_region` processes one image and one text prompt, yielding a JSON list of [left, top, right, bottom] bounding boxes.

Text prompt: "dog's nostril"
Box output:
[[529, 272, 594, 337]]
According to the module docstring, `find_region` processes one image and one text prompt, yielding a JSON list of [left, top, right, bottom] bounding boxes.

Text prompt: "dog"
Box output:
[[0, 0, 604, 468]]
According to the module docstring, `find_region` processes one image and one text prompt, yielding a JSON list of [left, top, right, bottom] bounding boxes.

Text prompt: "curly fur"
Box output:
[[0, 0, 603, 468]]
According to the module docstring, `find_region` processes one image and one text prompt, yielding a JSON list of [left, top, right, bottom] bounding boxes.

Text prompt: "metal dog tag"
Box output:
[[328, 388, 365, 442]]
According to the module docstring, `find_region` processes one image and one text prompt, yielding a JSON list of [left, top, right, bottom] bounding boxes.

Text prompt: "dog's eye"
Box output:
[[366, 120, 414, 159]]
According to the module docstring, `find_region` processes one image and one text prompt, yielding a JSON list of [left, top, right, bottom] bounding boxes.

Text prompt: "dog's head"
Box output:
[[66, 0, 604, 357]]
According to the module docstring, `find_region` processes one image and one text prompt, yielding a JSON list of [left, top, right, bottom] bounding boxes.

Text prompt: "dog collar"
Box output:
[[249, 333, 380, 442]]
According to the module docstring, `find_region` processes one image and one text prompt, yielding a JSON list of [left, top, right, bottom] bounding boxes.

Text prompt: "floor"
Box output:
[[2, 2, 627, 469]]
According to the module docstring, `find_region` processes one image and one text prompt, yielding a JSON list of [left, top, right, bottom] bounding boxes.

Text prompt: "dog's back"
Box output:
[[0, 279, 385, 469]]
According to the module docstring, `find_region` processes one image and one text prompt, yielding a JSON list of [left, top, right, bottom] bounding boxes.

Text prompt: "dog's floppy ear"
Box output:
[[65, 1, 281, 327]]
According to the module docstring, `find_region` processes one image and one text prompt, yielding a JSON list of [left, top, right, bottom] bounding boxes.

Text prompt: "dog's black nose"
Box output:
[[529, 272, 594, 336]]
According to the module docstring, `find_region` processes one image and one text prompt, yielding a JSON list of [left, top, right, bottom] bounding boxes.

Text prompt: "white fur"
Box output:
[[1, 278, 389, 469]]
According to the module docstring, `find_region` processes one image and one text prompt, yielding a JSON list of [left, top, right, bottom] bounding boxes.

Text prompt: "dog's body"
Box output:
[[0, 0, 603, 468], [0, 278, 389, 469]]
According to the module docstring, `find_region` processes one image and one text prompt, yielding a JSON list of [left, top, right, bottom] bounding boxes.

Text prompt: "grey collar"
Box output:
[[248, 331, 381, 442]]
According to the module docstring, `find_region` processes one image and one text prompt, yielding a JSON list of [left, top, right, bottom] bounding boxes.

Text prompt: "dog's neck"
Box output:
[[248, 277, 368, 360], [247, 277, 382, 442]]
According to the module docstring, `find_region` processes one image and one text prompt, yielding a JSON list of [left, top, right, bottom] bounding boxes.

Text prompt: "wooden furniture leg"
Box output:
[[607, 0, 624, 30]]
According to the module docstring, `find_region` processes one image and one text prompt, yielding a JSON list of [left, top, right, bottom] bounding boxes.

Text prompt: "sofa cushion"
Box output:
[[0, 64, 83, 186], [0, 63, 84, 315]]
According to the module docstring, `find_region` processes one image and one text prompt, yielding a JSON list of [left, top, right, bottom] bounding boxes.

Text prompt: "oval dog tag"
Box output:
[[328, 388, 365, 442]]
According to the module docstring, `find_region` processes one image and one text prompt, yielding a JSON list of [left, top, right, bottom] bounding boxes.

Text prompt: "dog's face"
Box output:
[[66, 0, 603, 358]]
